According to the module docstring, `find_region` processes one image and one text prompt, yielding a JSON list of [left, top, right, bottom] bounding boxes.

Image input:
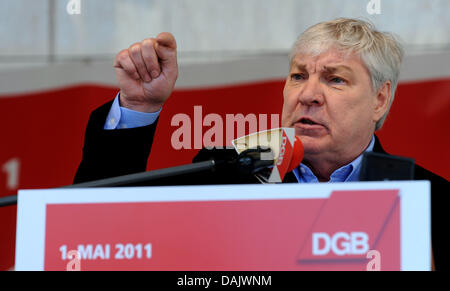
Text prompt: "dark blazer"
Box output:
[[75, 100, 448, 270]]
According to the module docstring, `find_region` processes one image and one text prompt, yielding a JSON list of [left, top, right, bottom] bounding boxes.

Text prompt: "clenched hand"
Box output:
[[113, 32, 178, 112]]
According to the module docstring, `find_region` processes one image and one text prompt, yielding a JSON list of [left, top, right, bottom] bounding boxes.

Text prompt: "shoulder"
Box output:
[[374, 135, 448, 184], [414, 163, 448, 185]]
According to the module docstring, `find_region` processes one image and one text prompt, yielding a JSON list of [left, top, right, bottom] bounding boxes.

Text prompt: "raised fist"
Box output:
[[113, 32, 178, 112]]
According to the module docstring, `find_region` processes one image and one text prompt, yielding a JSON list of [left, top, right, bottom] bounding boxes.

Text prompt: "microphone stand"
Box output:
[[0, 147, 274, 208]]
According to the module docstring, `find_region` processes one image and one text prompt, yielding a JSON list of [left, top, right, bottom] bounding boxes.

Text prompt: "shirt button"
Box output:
[[301, 167, 306, 174], [109, 118, 116, 125]]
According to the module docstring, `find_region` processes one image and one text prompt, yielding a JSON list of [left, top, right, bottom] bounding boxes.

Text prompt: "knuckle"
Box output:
[[116, 50, 129, 62], [129, 43, 141, 56], [142, 38, 154, 48]]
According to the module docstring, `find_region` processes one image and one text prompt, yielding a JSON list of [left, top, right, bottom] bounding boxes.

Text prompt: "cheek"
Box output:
[[281, 87, 296, 125], [326, 94, 361, 132], [328, 95, 374, 136], [281, 105, 291, 127]]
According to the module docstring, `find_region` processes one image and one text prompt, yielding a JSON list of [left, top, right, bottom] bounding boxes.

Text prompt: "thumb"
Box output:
[[156, 32, 177, 70], [156, 32, 177, 50]]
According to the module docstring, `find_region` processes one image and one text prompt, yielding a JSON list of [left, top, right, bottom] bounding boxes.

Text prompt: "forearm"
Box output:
[[74, 99, 159, 184]]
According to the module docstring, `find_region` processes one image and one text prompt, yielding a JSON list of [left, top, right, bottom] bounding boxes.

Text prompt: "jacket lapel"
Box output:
[[373, 135, 388, 155], [282, 171, 298, 183]]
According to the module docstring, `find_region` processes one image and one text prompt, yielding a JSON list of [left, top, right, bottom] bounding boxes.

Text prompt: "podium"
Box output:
[[15, 181, 431, 271]]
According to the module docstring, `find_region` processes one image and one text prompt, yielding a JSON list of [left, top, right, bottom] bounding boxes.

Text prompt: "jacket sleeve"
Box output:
[[73, 100, 158, 184], [414, 164, 449, 271]]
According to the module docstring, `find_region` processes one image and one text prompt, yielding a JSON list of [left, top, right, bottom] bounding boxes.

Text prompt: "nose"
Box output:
[[298, 76, 324, 106]]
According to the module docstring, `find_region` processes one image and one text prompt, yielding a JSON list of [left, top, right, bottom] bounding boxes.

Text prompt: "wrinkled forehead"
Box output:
[[290, 47, 365, 74]]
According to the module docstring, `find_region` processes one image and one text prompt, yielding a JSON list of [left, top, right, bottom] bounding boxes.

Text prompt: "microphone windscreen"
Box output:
[[287, 136, 304, 172]]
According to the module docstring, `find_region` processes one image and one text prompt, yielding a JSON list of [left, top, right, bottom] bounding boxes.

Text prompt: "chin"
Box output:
[[296, 135, 326, 155]]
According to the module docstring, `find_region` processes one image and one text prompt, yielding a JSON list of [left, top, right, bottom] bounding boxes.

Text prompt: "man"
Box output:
[[74, 18, 448, 269]]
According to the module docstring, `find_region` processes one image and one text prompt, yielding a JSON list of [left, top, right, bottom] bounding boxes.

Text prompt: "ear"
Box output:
[[373, 81, 392, 123]]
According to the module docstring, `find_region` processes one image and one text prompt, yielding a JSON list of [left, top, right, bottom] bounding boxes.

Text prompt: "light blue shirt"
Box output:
[[292, 136, 375, 183], [104, 93, 161, 130], [104, 94, 374, 183]]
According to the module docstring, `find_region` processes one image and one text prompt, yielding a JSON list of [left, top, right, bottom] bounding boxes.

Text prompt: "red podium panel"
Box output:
[[15, 182, 430, 271]]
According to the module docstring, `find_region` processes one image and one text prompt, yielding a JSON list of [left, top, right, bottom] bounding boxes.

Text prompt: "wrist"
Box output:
[[119, 92, 163, 113]]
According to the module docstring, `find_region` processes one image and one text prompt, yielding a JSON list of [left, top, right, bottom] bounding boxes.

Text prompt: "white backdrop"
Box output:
[[1, 0, 449, 68]]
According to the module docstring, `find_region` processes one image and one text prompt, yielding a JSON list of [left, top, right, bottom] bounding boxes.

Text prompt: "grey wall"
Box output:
[[1, 0, 449, 68]]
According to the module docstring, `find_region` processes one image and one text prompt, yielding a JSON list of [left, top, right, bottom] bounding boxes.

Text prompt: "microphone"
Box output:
[[232, 128, 304, 182], [0, 129, 304, 208]]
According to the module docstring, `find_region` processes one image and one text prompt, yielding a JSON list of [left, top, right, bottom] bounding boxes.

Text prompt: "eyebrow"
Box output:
[[293, 63, 354, 74], [323, 65, 354, 74], [293, 64, 307, 71]]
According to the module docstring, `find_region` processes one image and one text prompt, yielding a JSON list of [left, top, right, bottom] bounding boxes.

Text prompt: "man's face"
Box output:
[[282, 48, 384, 163]]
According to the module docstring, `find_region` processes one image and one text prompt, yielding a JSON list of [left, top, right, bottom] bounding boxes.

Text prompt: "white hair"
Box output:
[[289, 18, 404, 130]]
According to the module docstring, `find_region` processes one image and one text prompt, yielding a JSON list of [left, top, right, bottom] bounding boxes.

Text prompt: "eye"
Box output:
[[290, 73, 305, 81], [329, 76, 346, 84]]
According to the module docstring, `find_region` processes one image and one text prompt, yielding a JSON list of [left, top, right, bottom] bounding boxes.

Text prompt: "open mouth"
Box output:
[[298, 118, 320, 126], [294, 117, 327, 133]]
